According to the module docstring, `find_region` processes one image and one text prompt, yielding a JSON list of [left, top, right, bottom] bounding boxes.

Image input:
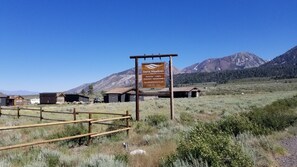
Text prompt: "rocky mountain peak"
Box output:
[[182, 52, 266, 73]]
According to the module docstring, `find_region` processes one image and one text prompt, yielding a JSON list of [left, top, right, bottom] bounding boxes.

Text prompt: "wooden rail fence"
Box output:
[[0, 106, 131, 151]]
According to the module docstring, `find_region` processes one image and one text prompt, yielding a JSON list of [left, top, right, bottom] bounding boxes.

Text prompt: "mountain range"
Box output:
[[3, 45, 297, 95], [181, 52, 266, 73], [0, 90, 39, 96], [67, 51, 271, 93]]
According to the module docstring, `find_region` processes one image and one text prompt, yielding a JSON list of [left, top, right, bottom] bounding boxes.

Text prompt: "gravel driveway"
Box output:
[[276, 136, 297, 167]]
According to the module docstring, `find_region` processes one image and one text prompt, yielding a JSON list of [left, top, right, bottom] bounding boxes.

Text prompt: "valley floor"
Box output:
[[1, 79, 297, 166]]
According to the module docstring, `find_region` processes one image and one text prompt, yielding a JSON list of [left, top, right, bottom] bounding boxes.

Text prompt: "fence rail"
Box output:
[[0, 106, 127, 121], [0, 106, 132, 151]]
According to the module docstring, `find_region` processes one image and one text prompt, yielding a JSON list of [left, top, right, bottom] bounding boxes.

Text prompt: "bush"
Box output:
[[46, 123, 88, 147], [179, 112, 195, 125], [146, 114, 169, 127], [243, 96, 297, 131], [134, 121, 155, 134], [164, 123, 253, 167], [218, 114, 268, 136], [79, 154, 127, 167]]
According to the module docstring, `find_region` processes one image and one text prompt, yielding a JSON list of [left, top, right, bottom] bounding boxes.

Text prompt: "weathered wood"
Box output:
[[41, 118, 67, 122], [0, 113, 16, 117], [76, 111, 125, 116], [17, 107, 20, 118], [88, 113, 92, 145], [73, 108, 76, 121], [42, 110, 73, 114], [0, 119, 92, 131], [169, 55, 175, 120], [126, 111, 130, 136], [20, 108, 41, 111], [40, 107, 43, 121], [19, 115, 40, 119], [135, 57, 140, 121], [92, 122, 127, 127], [0, 132, 96, 151], [91, 127, 132, 138], [0, 107, 18, 111], [130, 54, 178, 59], [91, 116, 131, 124]]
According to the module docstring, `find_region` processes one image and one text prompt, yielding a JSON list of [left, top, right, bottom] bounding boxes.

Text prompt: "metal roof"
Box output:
[[105, 87, 134, 94], [159, 87, 199, 92]]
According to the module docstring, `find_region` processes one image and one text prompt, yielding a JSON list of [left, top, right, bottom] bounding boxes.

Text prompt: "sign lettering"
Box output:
[[142, 62, 166, 88]]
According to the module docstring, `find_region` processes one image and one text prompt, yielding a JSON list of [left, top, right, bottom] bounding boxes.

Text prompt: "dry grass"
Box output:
[[1, 79, 297, 166]]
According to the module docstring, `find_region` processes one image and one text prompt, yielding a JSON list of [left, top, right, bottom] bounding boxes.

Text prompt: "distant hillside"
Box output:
[[261, 45, 297, 67], [175, 46, 297, 85], [0, 90, 38, 95], [67, 64, 180, 93], [68, 46, 297, 92], [182, 52, 266, 73]]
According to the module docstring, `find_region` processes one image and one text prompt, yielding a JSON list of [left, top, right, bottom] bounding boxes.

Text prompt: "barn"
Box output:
[[8, 96, 26, 106], [40, 93, 65, 104], [0, 93, 8, 106], [104, 87, 143, 103], [65, 94, 89, 103], [158, 87, 201, 98]]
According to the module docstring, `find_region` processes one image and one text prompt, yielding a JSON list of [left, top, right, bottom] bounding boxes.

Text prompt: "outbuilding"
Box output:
[[65, 94, 89, 103], [0, 93, 8, 106], [104, 87, 143, 103], [40, 93, 65, 104], [8, 96, 26, 106], [158, 87, 201, 98]]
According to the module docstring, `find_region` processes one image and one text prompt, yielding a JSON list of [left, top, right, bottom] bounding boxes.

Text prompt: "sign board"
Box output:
[[142, 62, 166, 88]]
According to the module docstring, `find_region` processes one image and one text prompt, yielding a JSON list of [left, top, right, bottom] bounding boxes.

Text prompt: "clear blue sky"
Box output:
[[1, 0, 297, 92]]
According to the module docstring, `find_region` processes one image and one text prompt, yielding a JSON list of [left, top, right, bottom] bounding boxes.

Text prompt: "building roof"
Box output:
[[8, 95, 24, 99], [159, 87, 199, 92], [105, 87, 134, 94], [0, 92, 7, 98]]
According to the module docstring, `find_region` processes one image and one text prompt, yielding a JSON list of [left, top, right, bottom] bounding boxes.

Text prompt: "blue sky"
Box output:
[[1, 0, 297, 92]]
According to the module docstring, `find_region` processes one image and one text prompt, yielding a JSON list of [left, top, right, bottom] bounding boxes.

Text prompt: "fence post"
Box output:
[[88, 113, 92, 145], [17, 107, 20, 118], [40, 107, 43, 121], [0, 106, 2, 117], [126, 110, 130, 136], [73, 108, 76, 121]]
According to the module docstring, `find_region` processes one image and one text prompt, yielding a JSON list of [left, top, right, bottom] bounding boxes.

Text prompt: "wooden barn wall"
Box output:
[[0, 97, 7, 106], [40, 94, 57, 104]]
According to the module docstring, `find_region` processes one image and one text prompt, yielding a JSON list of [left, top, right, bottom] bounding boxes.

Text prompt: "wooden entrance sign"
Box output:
[[130, 54, 178, 121], [142, 62, 166, 88]]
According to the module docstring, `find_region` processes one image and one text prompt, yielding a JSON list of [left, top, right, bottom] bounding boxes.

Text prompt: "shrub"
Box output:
[[243, 97, 297, 131], [218, 114, 268, 136], [114, 153, 128, 164], [179, 112, 195, 125], [146, 114, 169, 127], [164, 123, 253, 167], [46, 123, 88, 147], [134, 121, 155, 134], [78, 154, 127, 167]]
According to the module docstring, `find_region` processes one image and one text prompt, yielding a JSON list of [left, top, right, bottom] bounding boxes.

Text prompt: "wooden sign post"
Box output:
[[130, 54, 178, 121]]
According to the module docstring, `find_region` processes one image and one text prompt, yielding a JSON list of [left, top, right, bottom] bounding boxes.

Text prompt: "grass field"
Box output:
[[1, 78, 297, 166]]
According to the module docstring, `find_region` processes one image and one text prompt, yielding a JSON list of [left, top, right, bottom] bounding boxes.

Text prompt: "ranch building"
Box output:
[[8, 96, 27, 106], [104, 87, 143, 103], [0, 93, 8, 106], [65, 94, 89, 103], [40, 93, 65, 104], [158, 87, 201, 98]]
